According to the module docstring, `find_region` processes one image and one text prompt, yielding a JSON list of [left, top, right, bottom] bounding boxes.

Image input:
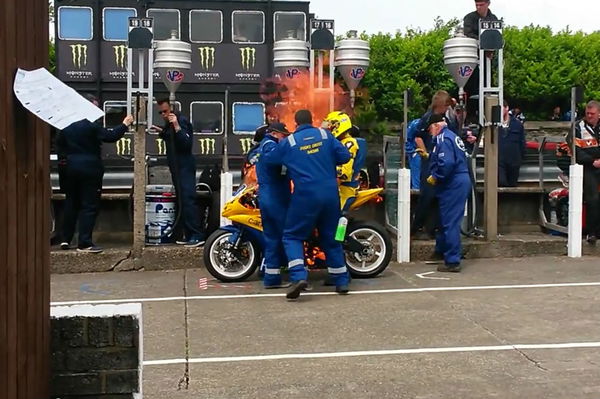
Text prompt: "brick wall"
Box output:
[[51, 304, 142, 399]]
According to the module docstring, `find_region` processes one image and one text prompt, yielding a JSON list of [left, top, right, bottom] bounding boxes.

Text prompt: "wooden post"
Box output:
[[0, 0, 50, 397], [484, 96, 499, 240], [132, 97, 147, 260]]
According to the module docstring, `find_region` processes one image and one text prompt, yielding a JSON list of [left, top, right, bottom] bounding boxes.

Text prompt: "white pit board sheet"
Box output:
[[13, 67, 104, 130]]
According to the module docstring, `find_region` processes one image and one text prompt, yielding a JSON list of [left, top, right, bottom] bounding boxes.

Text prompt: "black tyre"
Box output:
[[203, 229, 260, 282], [345, 221, 392, 278], [198, 189, 221, 237]]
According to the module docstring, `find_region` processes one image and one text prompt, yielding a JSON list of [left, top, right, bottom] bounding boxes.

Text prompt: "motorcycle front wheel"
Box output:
[[203, 229, 261, 282], [345, 222, 392, 278]]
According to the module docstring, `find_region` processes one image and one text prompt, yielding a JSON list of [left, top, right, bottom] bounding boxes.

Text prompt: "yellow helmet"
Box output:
[[325, 111, 352, 138]]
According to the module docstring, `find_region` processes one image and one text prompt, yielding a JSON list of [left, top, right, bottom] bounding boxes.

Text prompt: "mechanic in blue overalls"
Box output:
[[425, 113, 471, 273], [412, 90, 459, 237], [255, 123, 293, 289], [262, 110, 351, 300]]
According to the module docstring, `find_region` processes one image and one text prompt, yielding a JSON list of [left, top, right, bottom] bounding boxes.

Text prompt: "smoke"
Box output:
[[260, 69, 351, 131]]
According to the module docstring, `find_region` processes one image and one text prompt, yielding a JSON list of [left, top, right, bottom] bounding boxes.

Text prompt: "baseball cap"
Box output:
[[426, 113, 445, 129], [269, 122, 289, 134]]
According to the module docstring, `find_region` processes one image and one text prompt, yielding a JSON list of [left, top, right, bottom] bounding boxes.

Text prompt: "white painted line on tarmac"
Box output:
[[51, 281, 600, 306], [416, 271, 450, 280], [143, 341, 600, 366]]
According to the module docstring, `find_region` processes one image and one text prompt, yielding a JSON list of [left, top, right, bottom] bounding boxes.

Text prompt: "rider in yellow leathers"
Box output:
[[325, 111, 363, 211]]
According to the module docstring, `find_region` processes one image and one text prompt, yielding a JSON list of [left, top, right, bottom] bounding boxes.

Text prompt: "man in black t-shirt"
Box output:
[[463, 0, 500, 123]]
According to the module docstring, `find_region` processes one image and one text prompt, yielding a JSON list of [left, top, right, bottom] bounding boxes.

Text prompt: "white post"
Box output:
[[397, 168, 411, 263], [568, 164, 584, 258], [220, 172, 233, 226]]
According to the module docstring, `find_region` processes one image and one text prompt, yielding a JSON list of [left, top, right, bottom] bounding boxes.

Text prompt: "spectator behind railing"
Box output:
[[550, 106, 562, 121], [566, 101, 600, 244], [499, 100, 526, 187], [509, 107, 526, 124]]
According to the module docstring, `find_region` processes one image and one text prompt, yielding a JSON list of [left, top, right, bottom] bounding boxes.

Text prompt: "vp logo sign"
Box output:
[[166, 70, 184, 83], [350, 67, 366, 80], [286, 68, 301, 79], [458, 65, 474, 78]]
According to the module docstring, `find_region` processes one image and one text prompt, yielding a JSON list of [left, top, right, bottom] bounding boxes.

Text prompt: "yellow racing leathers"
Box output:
[[337, 134, 360, 211]]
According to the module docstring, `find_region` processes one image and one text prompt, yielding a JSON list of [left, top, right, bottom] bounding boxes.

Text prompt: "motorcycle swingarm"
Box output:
[[344, 236, 366, 254]]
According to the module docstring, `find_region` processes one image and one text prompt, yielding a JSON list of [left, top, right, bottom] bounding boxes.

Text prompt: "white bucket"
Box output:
[[145, 191, 176, 245]]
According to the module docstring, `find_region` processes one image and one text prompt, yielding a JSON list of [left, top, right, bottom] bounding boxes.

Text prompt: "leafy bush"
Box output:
[[356, 20, 600, 134], [358, 18, 459, 124]]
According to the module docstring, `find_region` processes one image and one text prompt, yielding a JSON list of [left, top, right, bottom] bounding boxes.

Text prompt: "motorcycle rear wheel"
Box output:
[[203, 229, 260, 282], [345, 222, 392, 278]]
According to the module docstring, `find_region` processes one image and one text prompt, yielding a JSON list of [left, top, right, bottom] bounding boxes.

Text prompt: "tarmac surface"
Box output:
[[51, 256, 600, 398]]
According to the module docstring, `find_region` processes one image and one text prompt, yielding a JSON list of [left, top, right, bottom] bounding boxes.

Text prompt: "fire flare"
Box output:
[[261, 71, 351, 131]]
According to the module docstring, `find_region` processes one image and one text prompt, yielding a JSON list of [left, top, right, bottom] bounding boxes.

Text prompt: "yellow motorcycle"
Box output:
[[203, 184, 392, 282]]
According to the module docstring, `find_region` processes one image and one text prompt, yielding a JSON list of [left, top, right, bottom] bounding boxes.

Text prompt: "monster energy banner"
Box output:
[[193, 136, 223, 156], [237, 136, 255, 156], [105, 133, 254, 158], [101, 42, 137, 81], [113, 134, 134, 157], [184, 44, 269, 84], [106, 135, 168, 158], [57, 41, 99, 81]]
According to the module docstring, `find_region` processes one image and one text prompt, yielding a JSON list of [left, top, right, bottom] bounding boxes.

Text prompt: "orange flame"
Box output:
[[263, 70, 351, 132]]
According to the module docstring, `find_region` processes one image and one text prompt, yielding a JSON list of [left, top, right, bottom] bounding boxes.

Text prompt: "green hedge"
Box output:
[[355, 20, 600, 130]]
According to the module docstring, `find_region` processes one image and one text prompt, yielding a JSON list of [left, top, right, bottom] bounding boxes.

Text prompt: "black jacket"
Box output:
[[57, 119, 128, 168], [464, 9, 499, 39], [159, 113, 196, 173], [499, 117, 526, 165]]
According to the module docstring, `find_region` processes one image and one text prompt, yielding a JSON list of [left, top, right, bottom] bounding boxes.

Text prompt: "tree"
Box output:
[[356, 20, 600, 134], [359, 18, 459, 124]]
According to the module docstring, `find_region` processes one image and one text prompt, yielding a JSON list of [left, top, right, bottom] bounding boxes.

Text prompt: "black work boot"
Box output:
[[335, 285, 349, 295], [286, 280, 308, 300], [437, 263, 462, 273], [425, 252, 445, 264]]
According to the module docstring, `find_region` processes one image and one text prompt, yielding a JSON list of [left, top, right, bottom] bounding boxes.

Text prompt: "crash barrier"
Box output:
[[50, 303, 143, 399]]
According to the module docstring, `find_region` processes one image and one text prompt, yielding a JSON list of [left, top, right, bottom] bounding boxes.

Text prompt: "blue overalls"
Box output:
[[429, 127, 472, 265], [159, 114, 204, 241], [405, 119, 422, 190], [262, 125, 351, 286], [412, 111, 460, 233], [256, 135, 291, 287], [412, 112, 437, 234]]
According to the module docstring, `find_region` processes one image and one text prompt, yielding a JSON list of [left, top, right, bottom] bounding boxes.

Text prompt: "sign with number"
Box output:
[[479, 19, 504, 50], [128, 17, 153, 49], [481, 20, 503, 31], [129, 17, 153, 30], [311, 19, 334, 31]]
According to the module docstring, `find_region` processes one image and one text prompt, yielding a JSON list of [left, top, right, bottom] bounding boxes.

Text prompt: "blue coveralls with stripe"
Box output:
[[429, 127, 471, 265], [256, 134, 291, 287], [262, 125, 351, 285]]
